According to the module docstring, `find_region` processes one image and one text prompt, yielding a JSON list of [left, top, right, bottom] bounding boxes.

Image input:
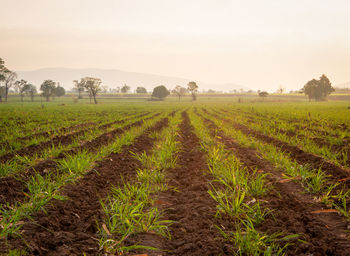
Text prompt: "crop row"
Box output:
[[210, 108, 350, 168], [0, 110, 143, 153], [0, 112, 159, 208], [192, 108, 350, 254], [0, 110, 174, 255], [1, 105, 349, 255], [201, 108, 350, 212], [219, 104, 350, 143]]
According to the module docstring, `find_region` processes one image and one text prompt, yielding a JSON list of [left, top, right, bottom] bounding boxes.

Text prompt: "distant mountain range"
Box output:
[[16, 68, 249, 92]]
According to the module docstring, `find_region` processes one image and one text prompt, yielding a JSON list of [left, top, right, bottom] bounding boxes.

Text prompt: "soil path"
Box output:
[[0, 117, 169, 255]]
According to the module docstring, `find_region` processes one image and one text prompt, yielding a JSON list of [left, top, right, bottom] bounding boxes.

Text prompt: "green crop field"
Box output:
[[0, 99, 349, 255]]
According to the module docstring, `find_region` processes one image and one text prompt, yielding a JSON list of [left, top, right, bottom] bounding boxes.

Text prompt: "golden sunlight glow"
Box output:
[[1, 0, 350, 91]]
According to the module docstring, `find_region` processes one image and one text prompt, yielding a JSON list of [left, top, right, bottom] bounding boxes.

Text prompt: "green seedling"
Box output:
[[208, 187, 246, 219]]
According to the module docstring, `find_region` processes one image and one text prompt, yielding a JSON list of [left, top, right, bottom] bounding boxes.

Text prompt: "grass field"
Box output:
[[0, 98, 350, 255]]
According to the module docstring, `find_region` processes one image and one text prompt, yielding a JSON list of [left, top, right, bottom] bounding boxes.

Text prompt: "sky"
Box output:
[[1, 0, 350, 91]]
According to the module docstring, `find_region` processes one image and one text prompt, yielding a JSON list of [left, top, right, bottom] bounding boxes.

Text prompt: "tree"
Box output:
[[121, 84, 131, 93], [0, 58, 7, 102], [54, 85, 66, 98], [81, 77, 102, 104], [40, 80, 57, 102], [2, 70, 17, 102], [0, 58, 6, 82], [152, 85, 170, 100], [302, 79, 318, 101], [259, 91, 269, 101], [318, 74, 334, 100], [25, 84, 37, 102], [172, 85, 187, 101], [302, 74, 334, 101], [136, 86, 147, 94], [14, 79, 28, 102], [0, 86, 5, 102], [73, 79, 85, 99], [187, 81, 198, 101], [276, 85, 285, 94]]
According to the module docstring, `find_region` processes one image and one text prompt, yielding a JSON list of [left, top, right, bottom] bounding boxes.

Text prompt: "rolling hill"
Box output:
[[17, 68, 249, 92]]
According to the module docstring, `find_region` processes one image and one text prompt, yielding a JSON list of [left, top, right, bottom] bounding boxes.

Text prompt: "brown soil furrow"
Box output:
[[204, 109, 350, 185], [0, 113, 159, 207], [146, 111, 230, 255], [0, 112, 149, 163], [1, 117, 170, 256], [200, 114, 350, 255]]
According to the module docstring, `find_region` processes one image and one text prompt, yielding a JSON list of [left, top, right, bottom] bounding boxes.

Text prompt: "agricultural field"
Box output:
[[0, 100, 350, 255]]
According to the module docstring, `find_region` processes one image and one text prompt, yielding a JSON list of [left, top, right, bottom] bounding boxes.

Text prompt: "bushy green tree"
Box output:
[[302, 74, 334, 101], [258, 91, 269, 101], [136, 86, 147, 93], [40, 80, 57, 102], [121, 84, 131, 93], [152, 85, 170, 100], [54, 85, 66, 98]]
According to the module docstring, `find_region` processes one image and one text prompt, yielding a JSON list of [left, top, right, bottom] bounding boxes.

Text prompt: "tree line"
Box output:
[[0, 57, 199, 104], [1, 57, 336, 103], [0, 58, 65, 102], [73, 77, 199, 104]]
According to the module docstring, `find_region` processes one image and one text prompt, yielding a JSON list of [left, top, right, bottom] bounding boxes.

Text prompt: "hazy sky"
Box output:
[[1, 0, 350, 91]]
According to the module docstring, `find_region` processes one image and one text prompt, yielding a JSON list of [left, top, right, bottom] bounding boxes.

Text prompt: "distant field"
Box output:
[[0, 100, 350, 255], [3, 92, 350, 103]]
